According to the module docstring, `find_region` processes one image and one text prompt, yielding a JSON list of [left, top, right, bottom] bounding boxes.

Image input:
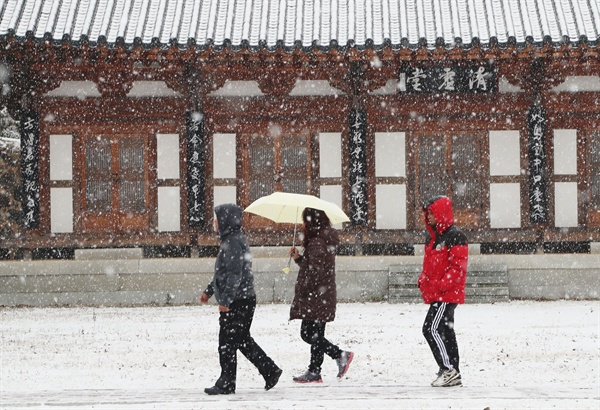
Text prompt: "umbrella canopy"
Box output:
[[244, 192, 350, 225]]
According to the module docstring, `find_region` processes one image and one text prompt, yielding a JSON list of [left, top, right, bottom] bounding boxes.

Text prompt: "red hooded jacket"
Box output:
[[418, 196, 468, 304]]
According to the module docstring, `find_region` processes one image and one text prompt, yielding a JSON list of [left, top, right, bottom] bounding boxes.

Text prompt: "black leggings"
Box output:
[[300, 320, 342, 374], [422, 302, 460, 373]]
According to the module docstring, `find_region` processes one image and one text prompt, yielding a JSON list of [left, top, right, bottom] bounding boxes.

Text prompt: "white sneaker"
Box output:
[[431, 369, 462, 387]]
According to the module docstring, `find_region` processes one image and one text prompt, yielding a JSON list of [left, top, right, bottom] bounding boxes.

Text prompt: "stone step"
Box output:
[[388, 263, 510, 304], [75, 248, 143, 260]]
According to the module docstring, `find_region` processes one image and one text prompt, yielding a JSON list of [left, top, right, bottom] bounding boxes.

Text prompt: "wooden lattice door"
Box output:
[[588, 132, 600, 227], [80, 135, 149, 233], [416, 132, 484, 229], [243, 133, 310, 230]]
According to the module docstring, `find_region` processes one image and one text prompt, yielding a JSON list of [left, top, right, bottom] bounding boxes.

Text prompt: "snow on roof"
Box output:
[[0, 0, 598, 50]]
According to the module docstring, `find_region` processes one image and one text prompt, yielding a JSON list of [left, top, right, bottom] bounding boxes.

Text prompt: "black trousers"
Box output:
[[300, 320, 342, 374], [422, 302, 460, 373], [216, 297, 278, 391]]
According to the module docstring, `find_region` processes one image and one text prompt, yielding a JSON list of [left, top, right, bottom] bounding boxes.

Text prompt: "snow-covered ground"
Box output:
[[1, 300, 598, 409]]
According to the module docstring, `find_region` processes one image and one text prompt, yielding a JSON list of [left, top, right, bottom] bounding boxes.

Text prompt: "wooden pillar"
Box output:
[[182, 64, 227, 256], [14, 60, 44, 232], [525, 60, 549, 252], [347, 62, 369, 255]]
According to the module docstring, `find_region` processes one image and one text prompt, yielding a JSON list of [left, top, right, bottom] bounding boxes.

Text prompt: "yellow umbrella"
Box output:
[[244, 192, 350, 272]]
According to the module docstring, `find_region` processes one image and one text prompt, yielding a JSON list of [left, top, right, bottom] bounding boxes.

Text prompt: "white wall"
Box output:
[[374, 132, 406, 229], [554, 182, 578, 227], [290, 80, 344, 96], [489, 131, 521, 228], [156, 134, 181, 232], [553, 129, 577, 175], [319, 132, 343, 228], [156, 134, 180, 179], [49, 135, 73, 181], [375, 132, 406, 177], [489, 131, 520, 176], [127, 81, 181, 97], [376, 184, 406, 229], [214, 186, 237, 207], [50, 188, 73, 233], [213, 133, 237, 179], [320, 185, 344, 229], [319, 132, 342, 178], [157, 187, 181, 232], [208, 81, 264, 97], [490, 183, 521, 228], [553, 130, 578, 227], [213, 133, 237, 207], [49, 135, 73, 233], [45, 81, 101, 98], [551, 76, 600, 92]]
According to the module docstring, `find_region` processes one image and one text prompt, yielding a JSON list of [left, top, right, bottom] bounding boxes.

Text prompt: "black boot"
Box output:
[[204, 385, 235, 395], [264, 367, 283, 391]]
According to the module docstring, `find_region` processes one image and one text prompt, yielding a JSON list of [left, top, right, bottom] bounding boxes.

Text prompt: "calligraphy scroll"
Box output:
[[348, 108, 367, 225], [527, 102, 547, 224], [20, 110, 39, 229], [399, 64, 497, 94], [186, 111, 205, 228]]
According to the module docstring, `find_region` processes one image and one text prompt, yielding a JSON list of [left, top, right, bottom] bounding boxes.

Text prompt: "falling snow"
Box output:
[[1, 300, 598, 409]]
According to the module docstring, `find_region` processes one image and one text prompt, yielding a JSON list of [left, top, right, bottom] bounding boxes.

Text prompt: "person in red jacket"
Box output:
[[418, 196, 468, 387]]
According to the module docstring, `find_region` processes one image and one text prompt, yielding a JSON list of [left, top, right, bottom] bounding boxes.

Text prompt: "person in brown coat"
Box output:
[[288, 207, 354, 383]]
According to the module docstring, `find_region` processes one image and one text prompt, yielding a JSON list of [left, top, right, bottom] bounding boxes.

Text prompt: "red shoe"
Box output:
[[336, 351, 354, 378]]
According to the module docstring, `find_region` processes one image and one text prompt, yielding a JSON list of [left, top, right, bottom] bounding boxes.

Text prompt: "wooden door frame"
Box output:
[[411, 129, 488, 231], [546, 105, 600, 234], [237, 126, 314, 234], [76, 132, 154, 234], [585, 130, 600, 227]]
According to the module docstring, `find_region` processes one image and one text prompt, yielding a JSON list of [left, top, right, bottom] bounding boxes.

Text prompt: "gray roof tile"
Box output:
[[1, 0, 598, 49]]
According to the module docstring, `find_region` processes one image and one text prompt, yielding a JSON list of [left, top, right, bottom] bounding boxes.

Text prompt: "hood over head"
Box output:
[[301, 207, 340, 248], [215, 203, 243, 239], [423, 195, 454, 234]]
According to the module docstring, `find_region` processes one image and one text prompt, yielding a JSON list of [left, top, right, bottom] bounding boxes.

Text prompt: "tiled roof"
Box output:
[[0, 0, 598, 50]]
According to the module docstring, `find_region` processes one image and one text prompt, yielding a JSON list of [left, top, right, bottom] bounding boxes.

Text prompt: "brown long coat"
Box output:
[[289, 226, 339, 322]]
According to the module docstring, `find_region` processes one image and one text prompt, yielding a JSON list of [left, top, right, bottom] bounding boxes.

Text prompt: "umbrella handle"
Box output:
[[284, 209, 299, 273], [285, 223, 297, 267]]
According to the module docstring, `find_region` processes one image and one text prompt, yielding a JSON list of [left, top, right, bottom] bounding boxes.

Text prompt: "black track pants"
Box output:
[[216, 297, 279, 391], [422, 302, 460, 373]]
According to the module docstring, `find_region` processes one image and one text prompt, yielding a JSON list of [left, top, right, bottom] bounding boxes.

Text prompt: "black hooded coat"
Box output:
[[203, 204, 255, 308]]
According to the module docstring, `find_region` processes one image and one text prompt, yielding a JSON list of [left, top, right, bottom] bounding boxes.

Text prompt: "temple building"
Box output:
[[0, 0, 599, 258]]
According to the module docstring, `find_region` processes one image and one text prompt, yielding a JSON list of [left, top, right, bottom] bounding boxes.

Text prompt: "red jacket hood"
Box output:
[[423, 196, 455, 234]]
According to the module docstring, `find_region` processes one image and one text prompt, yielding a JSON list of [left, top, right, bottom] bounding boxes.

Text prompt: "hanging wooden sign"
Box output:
[[399, 64, 498, 94], [527, 101, 548, 224], [349, 108, 368, 225], [186, 111, 206, 229], [20, 110, 40, 229]]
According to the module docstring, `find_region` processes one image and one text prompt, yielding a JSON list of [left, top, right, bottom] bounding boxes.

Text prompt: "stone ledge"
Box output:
[[75, 248, 144, 260], [0, 254, 598, 307]]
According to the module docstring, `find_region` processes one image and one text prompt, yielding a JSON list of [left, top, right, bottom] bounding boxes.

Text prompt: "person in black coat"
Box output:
[[288, 207, 354, 383], [200, 203, 282, 395]]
